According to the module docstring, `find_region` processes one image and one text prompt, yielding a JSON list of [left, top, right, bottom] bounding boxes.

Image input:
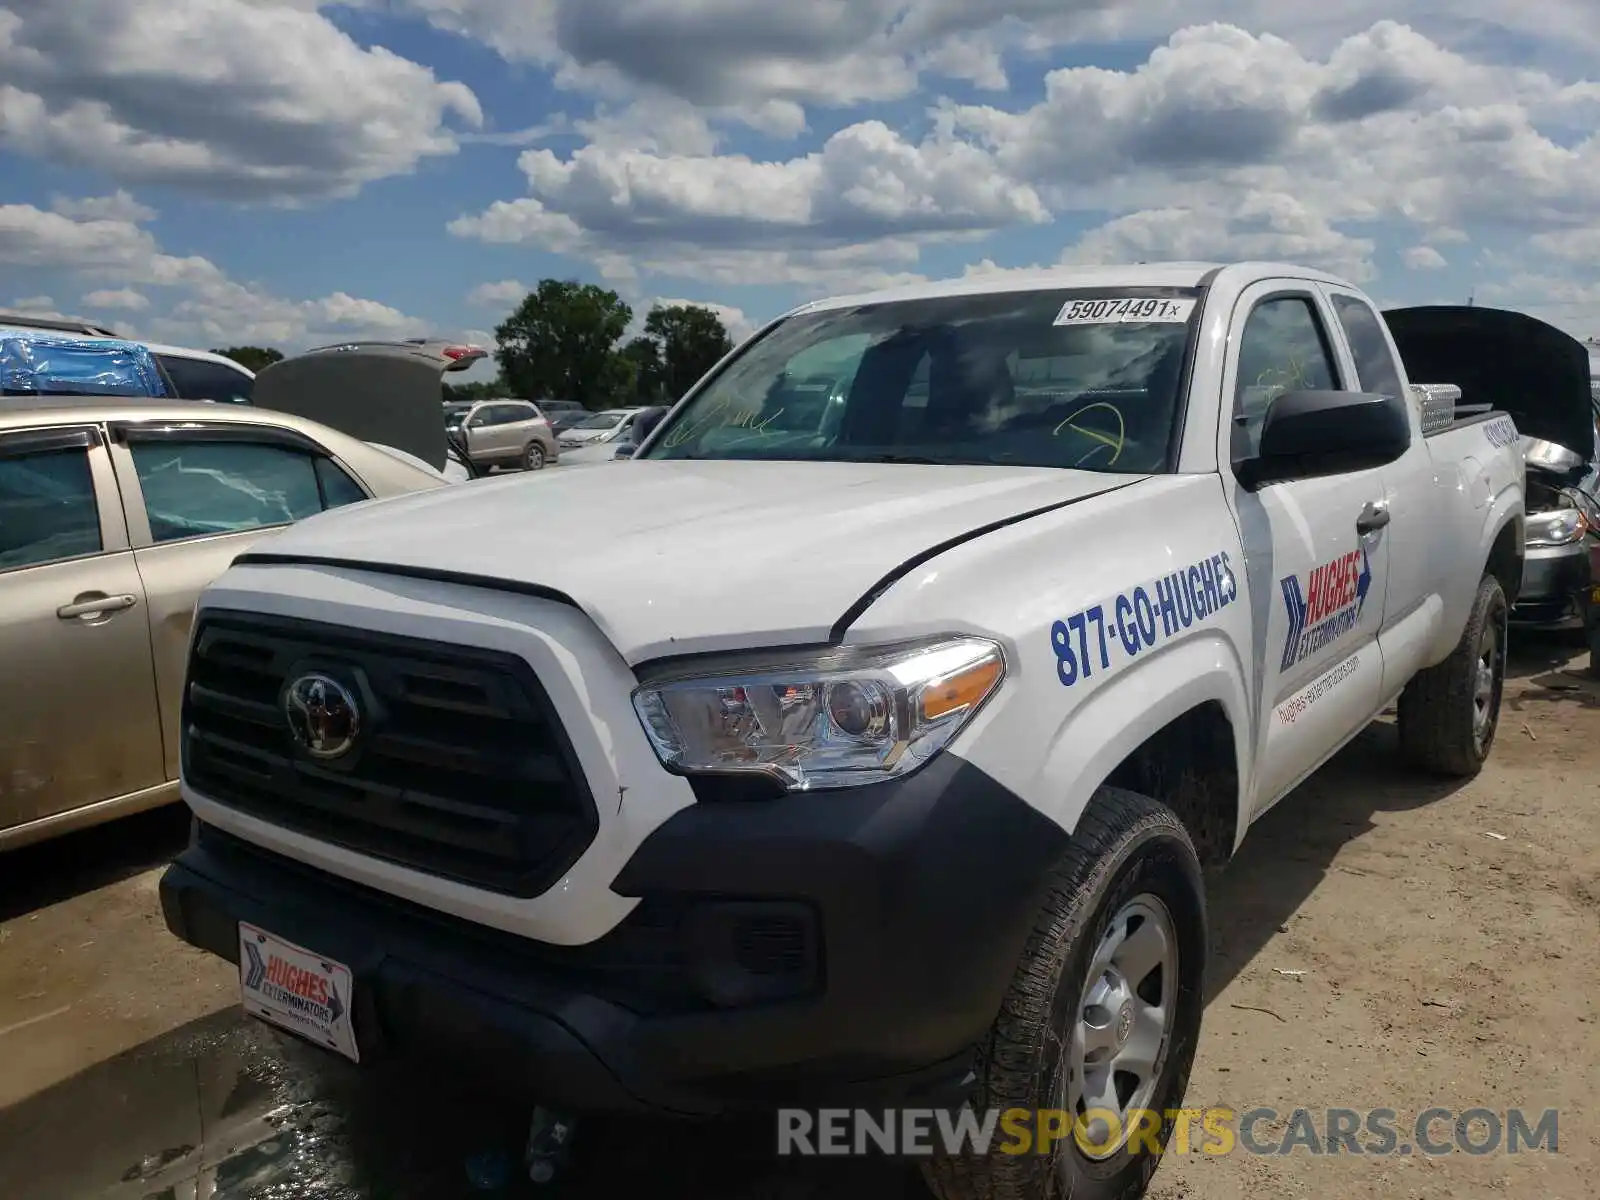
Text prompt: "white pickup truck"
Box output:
[[160, 262, 1524, 1198]]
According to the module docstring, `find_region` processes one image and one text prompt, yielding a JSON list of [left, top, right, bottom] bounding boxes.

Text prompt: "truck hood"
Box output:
[[1384, 305, 1597, 460], [243, 459, 1147, 662]]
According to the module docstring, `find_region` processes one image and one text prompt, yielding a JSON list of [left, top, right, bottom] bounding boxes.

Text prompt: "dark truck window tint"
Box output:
[[0, 448, 101, 570], [1331, 295, 1405, 399], [130, 440, 365, 543], [644, 288, 1200, 472], [1231, 296, 1340, 460], [155, 355, 254, 404]]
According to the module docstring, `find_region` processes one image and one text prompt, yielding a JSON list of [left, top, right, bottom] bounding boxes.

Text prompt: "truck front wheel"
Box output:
[[1396, 573, 1507, 777], [922, 787, 1207, 1200]]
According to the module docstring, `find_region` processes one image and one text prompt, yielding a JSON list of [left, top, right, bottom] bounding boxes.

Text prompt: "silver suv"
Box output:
[[444, 399, 559, 470]]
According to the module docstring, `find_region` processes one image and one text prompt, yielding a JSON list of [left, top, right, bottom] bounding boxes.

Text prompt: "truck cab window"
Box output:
[[1331, 294, 1405, 399], [1231, 296, 1339, 461]]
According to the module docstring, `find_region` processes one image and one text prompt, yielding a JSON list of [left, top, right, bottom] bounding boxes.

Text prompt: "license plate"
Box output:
[[238, 923, 359, 1062]]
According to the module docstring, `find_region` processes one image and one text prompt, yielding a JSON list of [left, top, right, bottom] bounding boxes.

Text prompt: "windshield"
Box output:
[[571, 411, 626, 431], [641, 288, 1198, 471]]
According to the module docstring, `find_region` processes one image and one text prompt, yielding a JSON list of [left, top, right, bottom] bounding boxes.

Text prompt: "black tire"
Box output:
[[524, 442, 547, 470], [1396, 573, 1507, 777], [921, 787, 1206, 1200]]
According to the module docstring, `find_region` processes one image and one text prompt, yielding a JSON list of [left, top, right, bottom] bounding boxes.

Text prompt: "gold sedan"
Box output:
[[0, 397, 452, 850]]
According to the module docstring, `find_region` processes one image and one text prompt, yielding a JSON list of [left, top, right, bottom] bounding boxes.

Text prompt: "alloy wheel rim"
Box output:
[[1057, 893, 1179, 1165]]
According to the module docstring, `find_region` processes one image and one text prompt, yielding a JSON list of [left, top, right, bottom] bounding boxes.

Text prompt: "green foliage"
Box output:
[[491, 281, 736, 409], [642, 304, 735, 401], [210, 346, 284, 372], [494, 280, 634, 409]]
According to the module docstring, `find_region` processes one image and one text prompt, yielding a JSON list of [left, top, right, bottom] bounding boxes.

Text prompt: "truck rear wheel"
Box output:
[[921, 787, 1206, 1200], [1396, 573, 1507, 777]]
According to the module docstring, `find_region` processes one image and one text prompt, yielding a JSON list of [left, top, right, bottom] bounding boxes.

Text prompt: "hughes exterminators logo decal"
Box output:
[[243, 940, 346, 1027], [1279, 547, 1373, 671]]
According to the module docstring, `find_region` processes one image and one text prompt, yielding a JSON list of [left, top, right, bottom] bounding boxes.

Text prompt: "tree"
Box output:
[[621, 336, 666, 404], [494, 280, 633, 409], [642, 304, 734, 401], [211, 346, 284, 372], [442, 378, 506, 403]]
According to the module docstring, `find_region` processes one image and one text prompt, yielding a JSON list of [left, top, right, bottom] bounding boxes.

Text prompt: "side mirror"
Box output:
[[1237, 389, 1411, 489]]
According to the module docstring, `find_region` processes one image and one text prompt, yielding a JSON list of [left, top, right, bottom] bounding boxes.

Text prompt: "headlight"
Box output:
[[1526, 507, 1587, 548], [632, 636, 1006, 791]]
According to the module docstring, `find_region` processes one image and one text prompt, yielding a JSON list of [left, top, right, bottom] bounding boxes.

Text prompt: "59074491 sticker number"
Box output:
[[1054, 296, 1197, 326], [1050, 550, 1238, 688]]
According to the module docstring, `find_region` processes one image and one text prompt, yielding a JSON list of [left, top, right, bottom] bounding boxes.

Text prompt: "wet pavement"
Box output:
[[0, 810, 919, 1200]]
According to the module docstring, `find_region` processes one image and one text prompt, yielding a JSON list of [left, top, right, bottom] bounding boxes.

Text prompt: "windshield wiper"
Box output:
[[858, 453, 946, 465]]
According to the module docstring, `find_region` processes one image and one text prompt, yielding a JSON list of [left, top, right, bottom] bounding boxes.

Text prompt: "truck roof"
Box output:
[[790, 260, 1360, 316]]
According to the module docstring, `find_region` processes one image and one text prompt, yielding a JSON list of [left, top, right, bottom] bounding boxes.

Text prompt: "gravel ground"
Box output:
[[1, 632, 1595, 1199]]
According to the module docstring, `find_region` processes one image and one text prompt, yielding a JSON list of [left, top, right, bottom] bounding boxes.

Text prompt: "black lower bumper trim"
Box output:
[[160, 754, 1070, 1114]]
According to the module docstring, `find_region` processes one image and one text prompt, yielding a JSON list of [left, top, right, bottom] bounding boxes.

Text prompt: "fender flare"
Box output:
[[1027, 632, 1255, 853]]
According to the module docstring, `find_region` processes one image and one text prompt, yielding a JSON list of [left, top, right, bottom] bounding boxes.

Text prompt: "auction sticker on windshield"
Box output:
[[238, 923, 359, 1062], [1054, 297, 1196, 325]]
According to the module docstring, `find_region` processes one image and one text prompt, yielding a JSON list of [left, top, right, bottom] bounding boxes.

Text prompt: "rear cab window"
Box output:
[[1330, 294, 1405, 399]]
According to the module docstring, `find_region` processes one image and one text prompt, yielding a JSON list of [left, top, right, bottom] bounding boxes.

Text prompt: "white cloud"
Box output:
[[648, 296, 758, 342], [51, 191, 156, 224], [1402, 245, 1448, 270], [467, 279, 529, 306], [8, 294, 54, 311], [82, 287, 149, 310], [0, 0, 483, 201], [3, 198, 436, 351]]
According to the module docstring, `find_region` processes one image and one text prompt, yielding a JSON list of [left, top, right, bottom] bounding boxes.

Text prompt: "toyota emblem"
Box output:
[[284, 673, 361, 759]]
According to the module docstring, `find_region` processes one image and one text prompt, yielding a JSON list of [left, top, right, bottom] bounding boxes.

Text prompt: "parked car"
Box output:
[[540, 399, 588, 420], [549, 409, 595, 435], [1, 316, 257, 404], [161, 261, 1528, 1200], [444, 398, 558, 470], [557, 406, 647, 464], [0, 335, 467, 852], [1386, 306, 1600, 628]]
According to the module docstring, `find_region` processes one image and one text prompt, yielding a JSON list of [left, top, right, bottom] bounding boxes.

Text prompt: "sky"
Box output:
[[2, 0, 1598, 385]]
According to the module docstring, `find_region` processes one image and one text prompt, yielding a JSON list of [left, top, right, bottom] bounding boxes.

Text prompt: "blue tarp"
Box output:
[[0, 330, 167, 397]]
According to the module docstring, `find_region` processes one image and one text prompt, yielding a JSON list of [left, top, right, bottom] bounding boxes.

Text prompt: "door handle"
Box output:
[[1356, 500, 1391, 535], [57, 593, 137, 620]]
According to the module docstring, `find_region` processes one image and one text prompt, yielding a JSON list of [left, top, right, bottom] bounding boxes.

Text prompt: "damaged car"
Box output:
[[1386, 306, 1600, 629], [0, 335, 475, 851]]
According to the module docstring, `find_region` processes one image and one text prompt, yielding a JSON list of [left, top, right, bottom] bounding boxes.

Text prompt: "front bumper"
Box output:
[[160, 754, 1068, 1115], [1511, 541, 1591, 627]]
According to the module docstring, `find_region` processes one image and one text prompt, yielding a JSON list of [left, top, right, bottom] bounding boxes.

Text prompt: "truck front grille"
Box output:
[[182, 610, 599, 898]]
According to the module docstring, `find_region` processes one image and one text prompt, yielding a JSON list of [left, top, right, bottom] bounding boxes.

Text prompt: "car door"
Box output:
[[1321, 285, 1443, 696], [0, 425, 165, 831], [1219, 283, 1393, 815], [464, 402, 509, 460], [108, 423, 373, 781], [500, 402, 538, 450]]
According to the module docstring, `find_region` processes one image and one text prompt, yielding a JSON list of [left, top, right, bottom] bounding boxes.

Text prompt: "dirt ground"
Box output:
[[1, 632, 1596, 1199]]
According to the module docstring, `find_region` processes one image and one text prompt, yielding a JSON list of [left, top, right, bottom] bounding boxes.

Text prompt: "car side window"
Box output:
[[1232, 296, 1340, 461], [314, 457, 369, 508], [129, 439, 363, 544], [0, 446, 102, 570], [156, 355, 254, 404], [1330, 295, 1405, 399]]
